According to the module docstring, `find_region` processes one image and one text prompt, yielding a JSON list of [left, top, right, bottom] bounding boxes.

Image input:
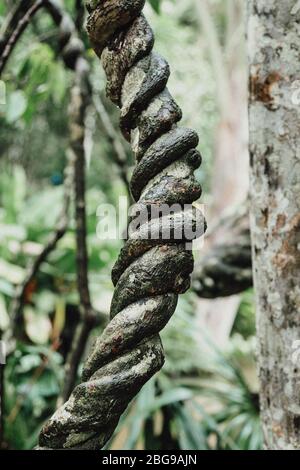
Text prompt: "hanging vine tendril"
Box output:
[[39, 0, 206, 450]]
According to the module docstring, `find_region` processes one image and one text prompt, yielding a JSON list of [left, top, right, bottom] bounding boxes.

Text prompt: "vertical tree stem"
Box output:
[[248, 0, 300, 449], [0, 0, 44, 76], [59, 66, 101, 404]]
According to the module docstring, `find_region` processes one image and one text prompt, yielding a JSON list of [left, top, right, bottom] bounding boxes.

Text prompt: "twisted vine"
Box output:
[[39, 0, 205, 450]]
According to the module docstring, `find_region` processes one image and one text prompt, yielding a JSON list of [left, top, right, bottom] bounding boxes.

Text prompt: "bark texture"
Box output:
[[38, 0, 205, 449], [248, 0, 300, 449]]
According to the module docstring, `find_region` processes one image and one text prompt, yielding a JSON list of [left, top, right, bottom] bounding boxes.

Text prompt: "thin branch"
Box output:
[[93, 94, 131, 200], [224, 0, 244, 65], [0, 332, 4, 449], [0, 0, 34, 53], [44, 0, 131, 198], [58, 315, 97, 405], [195, 0, 230, 116], [45, 0, 132, 196], [58, 63, 107, 404], [73, 84, 92, 316], [44, 5, 108, 402], [0, 0, 130, 197], [75, 0, 85, 33], [49, 0, 131, 196], [225, 0, 235, 49], [0, 0, 44, 77], [11, 150, 74, 337]]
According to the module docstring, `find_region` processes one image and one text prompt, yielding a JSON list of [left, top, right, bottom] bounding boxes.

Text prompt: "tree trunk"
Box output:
[[248, 0, 300, 450]]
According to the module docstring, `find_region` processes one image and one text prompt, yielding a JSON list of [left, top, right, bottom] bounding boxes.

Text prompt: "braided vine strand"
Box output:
[[39, 0, 205, 450]]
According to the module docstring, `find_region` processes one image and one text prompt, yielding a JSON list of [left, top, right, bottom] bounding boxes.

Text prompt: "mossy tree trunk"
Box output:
[[248, 0, 300, 450]]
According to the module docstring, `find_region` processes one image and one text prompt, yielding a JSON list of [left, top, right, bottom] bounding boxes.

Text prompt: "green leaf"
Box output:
[[6, 90, 27, 123], [0, 278, 14, 297], [0, 293, 9, 330], [149, 0, 161, 14], [175, 405, 208, 450], [15, 354, 42, 374], [123, 415, 144, 450], [0, 2, 7, 16], [0, 259, 25, 284], [50, 63, 68, 105], [146, 387, 193, 413], [12, 165, 27, 215], [24, 307, 52, 344]]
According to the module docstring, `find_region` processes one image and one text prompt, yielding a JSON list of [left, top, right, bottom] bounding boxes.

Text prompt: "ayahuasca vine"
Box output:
[[38, 0, 206, 449]]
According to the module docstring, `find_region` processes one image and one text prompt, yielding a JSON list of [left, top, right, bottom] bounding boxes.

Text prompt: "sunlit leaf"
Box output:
[[0, 278, 14, 297], [0, 293, 9, 330], [0, 259, 25, 284], [52, 297, 66, 340], [24, 307, 52, 344], [6, 90, 27, 123]]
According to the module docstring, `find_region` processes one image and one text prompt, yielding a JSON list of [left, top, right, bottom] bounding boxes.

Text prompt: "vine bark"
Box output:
[[38, 0, 205, 449]]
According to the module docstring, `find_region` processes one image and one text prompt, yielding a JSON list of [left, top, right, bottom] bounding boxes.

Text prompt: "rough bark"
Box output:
[[248, 0, 300, 449], [38, 0, 205, 450]]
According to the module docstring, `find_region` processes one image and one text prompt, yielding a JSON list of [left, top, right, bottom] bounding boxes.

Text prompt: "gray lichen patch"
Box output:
[[102, 14, 154, 105], [131, 127, 199, 200], [120, 52, 170, 139], [248, 0, 300, 450], [121, 60, 147, 116]]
